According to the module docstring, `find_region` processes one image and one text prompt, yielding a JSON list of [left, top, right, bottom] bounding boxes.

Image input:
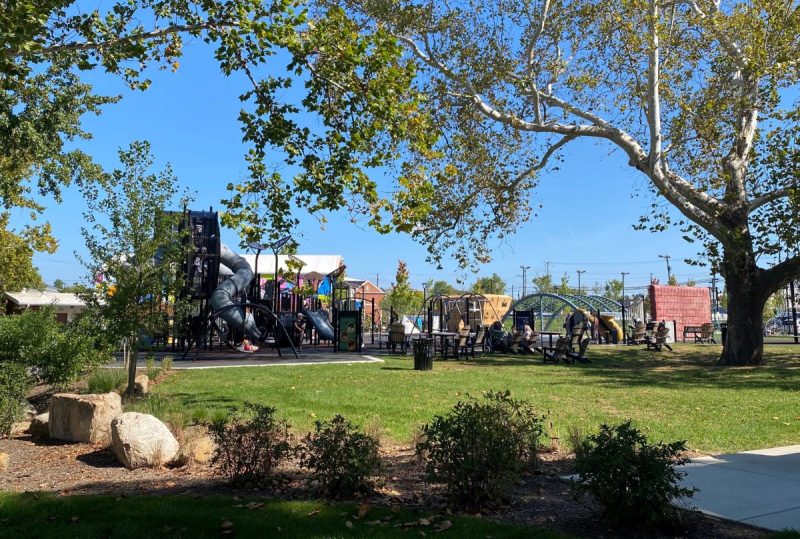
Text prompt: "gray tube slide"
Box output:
[[210, 244, 262, 341]]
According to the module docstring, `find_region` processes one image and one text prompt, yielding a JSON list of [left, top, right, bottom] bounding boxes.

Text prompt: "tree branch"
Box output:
[[749, 188, 793, 213], [5, 22, 237, 58], [646, 0, 663, 173], [763, 254, 800, 294], [510, 134, 576, 190], [674, 0, 748, 71]]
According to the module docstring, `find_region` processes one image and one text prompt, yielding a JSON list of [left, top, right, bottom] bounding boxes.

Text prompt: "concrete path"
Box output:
[[678, 445, 800, 531], [110, 351, 384, 369]]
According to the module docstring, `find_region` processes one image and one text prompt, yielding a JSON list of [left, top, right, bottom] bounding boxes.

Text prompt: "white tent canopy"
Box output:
[[219, 253, 344, 280]]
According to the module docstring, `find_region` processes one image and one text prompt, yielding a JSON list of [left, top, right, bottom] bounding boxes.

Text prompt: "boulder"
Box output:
[[134, 374, 149, 395], [24, 404, 37, 420], [0, 452, 8, 472], [29, 412, 49, 438], [111, 412, 179, 469], [48, 393, 122, 444], [175, 425, 216, 465], [10, 421, 31, 436]]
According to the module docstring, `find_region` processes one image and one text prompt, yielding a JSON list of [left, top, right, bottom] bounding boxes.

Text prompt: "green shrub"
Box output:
[[0, 308, 110, 387], [299, 414, 382, 498], [0, 362, 32, 437], [209, 403, 293, 488], [145, 354, 156, 377], [86, 368, 127, 394], [416, 390, 546, 511], [572, 420, 696, 527]]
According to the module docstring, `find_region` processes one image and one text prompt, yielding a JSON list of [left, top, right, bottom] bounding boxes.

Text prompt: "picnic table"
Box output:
[[430, 331, 475, 359], [539, 331, 564, 360]]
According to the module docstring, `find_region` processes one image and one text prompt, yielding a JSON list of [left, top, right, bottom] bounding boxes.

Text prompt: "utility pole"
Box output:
[[621, 272, 629, 344], [711, 271, 718, 323], [577, 269, 585, 295], [544, 261, 552, 278], [520, 265, 530, 297], [658, 254, 672, 283], [791, 278, 798, 344]]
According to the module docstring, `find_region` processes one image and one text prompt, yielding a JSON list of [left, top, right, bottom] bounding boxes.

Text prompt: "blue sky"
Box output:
[[13, 40, 721, 296]]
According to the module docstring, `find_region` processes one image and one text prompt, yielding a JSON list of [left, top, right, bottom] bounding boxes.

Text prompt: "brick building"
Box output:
[[649, 284, 711, 339], [344, 278, 385, 327]]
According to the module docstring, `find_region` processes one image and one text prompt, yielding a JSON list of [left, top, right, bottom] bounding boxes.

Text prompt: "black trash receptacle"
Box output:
[[720, 323, 728, 344], [413, 338, 434, 371]]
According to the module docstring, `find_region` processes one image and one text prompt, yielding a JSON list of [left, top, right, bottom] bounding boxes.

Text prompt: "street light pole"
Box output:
[[658, 254, 672, 283], [520, 265, 530, 297], [577, 270, 585, 295], [621, 272, 629, 344]]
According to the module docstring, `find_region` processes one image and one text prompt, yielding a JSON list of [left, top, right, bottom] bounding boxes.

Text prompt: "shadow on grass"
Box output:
[[444, 345, 800, 391]]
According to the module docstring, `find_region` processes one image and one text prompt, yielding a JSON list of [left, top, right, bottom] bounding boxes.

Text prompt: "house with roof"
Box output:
[[3, 288, 87, 323]]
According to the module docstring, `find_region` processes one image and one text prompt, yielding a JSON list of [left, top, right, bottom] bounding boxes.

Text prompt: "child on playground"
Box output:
[[240, 338, 256, 352], [293, 313, 306, 351]]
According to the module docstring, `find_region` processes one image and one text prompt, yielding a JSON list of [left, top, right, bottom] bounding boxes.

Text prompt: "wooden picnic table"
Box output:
[[682, 325, 704, 343]]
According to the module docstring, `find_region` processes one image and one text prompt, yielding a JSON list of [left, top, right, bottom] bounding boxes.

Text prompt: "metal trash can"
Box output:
[[720, 323, 728, 344], [413, 338, 434, 371]]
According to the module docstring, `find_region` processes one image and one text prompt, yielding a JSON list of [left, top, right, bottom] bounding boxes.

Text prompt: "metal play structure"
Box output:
[[502, 292, 623, 333], [180, 210, 298, 359]]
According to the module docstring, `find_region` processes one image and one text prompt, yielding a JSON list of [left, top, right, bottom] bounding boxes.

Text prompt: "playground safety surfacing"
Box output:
[[112, 347, 384, 370]]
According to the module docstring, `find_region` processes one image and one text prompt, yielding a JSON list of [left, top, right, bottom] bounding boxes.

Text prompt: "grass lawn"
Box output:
[[134, 344, 800, 454], [0, 492, 561, 538]]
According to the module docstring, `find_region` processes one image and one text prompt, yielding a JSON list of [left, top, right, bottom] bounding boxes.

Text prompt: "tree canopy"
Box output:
[[470, 273, 507, 295], [293, 0, 798, 364]]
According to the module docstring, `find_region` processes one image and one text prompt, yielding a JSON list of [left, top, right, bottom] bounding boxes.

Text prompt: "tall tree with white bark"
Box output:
[[281, 0, 797, 365]]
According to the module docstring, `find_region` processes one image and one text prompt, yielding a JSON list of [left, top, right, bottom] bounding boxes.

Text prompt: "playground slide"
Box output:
[[209, 244, 262, 341], [600, 315, 624, 342], [303, 309, 335, 341]]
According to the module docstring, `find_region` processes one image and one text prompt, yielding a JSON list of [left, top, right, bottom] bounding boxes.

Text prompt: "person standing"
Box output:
[[293, 313, 307, 351]]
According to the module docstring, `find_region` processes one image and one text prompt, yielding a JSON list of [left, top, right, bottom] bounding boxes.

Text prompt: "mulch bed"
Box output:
[[0, 433, 768, 538]]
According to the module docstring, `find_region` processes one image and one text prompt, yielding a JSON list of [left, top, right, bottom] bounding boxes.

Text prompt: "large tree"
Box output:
[[276, 0, 797, 365]]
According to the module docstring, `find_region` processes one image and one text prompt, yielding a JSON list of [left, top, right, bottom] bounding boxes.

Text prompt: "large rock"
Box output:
[[0, 452, 8, 471], [48, 393, 122, 444], [29, 412, 49, 438], [24, 404, 37, 420], [175, 425, 216, 465], [134, 374, 149, 395], [10, 421, 31, 436], [111, 412, 179, 469]]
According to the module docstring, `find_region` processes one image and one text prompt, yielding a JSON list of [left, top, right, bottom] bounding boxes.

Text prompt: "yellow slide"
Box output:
[[600, 315, 624, 343]]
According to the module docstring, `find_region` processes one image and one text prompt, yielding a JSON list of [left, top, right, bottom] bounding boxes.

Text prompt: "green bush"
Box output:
[[85, 368, 127, 394], [299, 414, 382, 498], [209, 403, 294, 488], [416, 390, 546, 511], [572, 420, 696, 527], [0, 308, 110, 387], [0, 362, 32, 437]]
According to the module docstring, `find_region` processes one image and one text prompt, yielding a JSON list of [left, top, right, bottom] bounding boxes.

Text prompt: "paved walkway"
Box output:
[[678, 445, 800, 531], [110, 349, 384, 369]]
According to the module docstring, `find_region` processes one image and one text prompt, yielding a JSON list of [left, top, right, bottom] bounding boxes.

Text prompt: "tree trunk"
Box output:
[[126, 339, 138, 398], [719, 248, 766, 366]]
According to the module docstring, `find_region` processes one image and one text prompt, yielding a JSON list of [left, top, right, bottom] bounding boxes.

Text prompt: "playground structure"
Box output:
[[172, 209, 382, 358], [502, 292, 627, 342], [179, 210, 298, 359], [411, 293, 512, 334]]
